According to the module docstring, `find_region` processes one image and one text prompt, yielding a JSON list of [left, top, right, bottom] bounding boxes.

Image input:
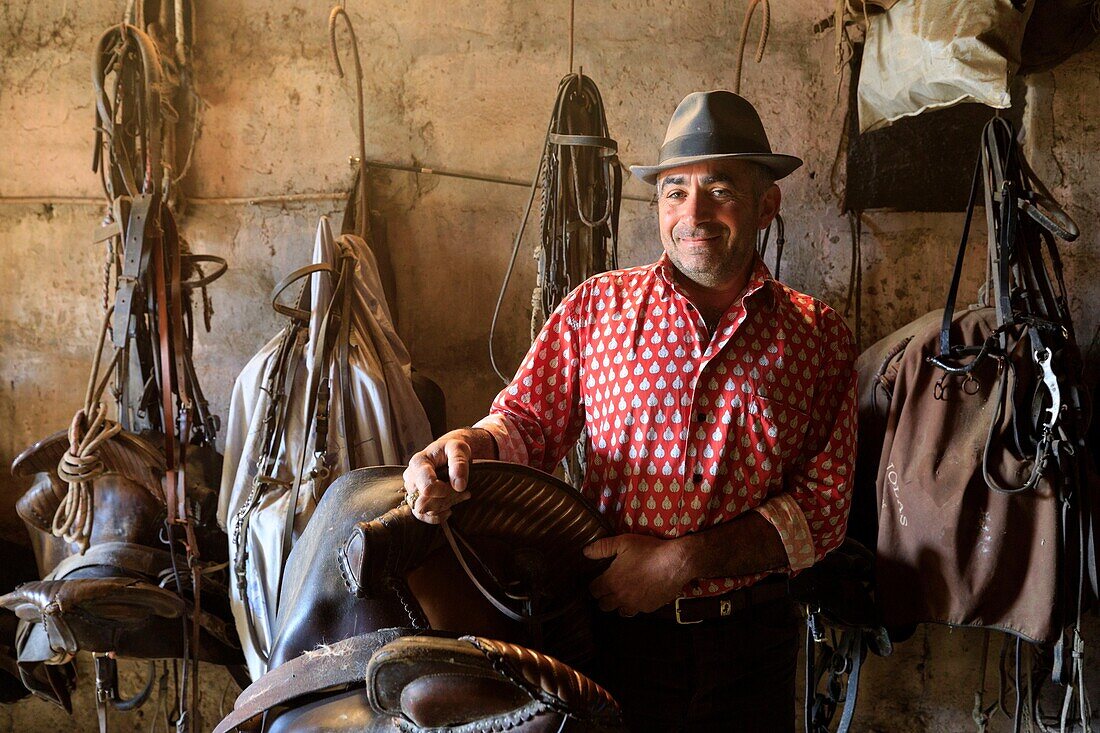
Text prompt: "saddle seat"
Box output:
[[368, 635, 622, 731]]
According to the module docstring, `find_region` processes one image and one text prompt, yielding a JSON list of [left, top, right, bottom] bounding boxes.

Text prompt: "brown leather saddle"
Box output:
[[215, 461, 625, 732], [1, 429, 242, 713]]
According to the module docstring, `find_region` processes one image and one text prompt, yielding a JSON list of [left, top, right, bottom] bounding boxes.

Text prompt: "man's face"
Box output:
[[657, 160, 779, 290]]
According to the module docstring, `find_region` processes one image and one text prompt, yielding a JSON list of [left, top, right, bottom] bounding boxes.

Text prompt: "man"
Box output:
[[403, 91, 857, 731]]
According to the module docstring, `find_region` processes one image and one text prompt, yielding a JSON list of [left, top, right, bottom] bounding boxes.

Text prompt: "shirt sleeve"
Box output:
[[480, 290, 588, 474], [754, 309, 857, 572]]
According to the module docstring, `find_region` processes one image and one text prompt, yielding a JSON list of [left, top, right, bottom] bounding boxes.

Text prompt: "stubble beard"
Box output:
[[664, 228, 758, 290]]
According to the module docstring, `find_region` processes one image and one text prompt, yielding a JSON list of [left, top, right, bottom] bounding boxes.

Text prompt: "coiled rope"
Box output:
[[53, 405, 121, 551], [52, 309, 123, 552]]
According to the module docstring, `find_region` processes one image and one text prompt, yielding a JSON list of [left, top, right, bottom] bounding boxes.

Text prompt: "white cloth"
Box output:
[[217, 216, 431, 679], [857, 0, 1033, 133]]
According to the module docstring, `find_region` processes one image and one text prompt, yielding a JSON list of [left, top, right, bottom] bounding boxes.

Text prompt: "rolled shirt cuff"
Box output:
[[753, 494, 816, 573], [472, 413, 529, 465]]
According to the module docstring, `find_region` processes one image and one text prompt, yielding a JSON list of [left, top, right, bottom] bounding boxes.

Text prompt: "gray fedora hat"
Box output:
[[630, 90, 803, 185]]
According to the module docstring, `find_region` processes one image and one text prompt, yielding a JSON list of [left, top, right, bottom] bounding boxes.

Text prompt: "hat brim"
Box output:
[[629, 153, 804, 186]]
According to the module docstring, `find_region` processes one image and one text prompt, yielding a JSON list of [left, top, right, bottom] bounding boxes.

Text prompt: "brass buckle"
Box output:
[[674, 597, 702, 625]]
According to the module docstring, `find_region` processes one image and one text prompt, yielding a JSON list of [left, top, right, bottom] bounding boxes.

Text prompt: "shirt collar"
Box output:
[[654, 253, 776, 312]]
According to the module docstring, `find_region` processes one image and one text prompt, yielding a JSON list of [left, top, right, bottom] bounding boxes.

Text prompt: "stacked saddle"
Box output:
[[2, 431, 240, 713]]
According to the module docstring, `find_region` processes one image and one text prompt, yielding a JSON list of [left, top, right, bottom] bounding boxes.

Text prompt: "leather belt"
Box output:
[[647, 578, 790, 625]]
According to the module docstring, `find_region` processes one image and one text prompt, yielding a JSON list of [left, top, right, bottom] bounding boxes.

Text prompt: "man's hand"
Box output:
[[402, 428, 497, 524], [584, 534, 693, 616]]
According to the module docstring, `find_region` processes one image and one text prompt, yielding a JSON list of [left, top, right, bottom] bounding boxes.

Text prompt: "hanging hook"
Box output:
[[733, 0, 771, 95], [329, 5, 368, 235]]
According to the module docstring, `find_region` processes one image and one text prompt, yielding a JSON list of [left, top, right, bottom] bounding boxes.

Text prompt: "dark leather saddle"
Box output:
[[0, 428, 241, 712], [215, 460, 626, 732]]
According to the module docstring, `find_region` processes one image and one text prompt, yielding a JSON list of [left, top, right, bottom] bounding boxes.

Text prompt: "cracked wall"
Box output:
[[1, 1, 1098, 731]]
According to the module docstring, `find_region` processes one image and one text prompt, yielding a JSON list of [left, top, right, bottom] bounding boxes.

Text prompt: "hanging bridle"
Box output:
[[86, 9, 224, 730]]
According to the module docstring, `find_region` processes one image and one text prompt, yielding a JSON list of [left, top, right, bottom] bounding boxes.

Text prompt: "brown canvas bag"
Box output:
[[860, 118, 1093, 651], [871, 305, 1060, 643]]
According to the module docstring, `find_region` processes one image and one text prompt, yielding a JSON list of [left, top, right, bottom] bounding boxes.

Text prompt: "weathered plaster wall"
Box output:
[[1, 1, 1097, 731]]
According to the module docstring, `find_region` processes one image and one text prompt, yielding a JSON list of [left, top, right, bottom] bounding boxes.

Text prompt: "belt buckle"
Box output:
[[674, 597, 702, 625]]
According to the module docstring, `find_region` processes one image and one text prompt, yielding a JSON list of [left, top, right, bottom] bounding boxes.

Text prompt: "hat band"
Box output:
[[659, 131, 772, 164]]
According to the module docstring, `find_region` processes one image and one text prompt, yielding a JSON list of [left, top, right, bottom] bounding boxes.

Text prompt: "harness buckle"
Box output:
[[674, 597, 703, 625]]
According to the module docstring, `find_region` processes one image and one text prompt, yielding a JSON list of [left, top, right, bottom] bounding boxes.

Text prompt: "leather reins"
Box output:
[[533, 72, 621, 339], [928, 117, 1080, 496], [489, 72, 622, 386], [928, 117, 1093, 733]]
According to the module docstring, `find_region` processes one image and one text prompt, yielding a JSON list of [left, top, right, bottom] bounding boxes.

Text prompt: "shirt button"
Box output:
[[696, 412, 706, 423]]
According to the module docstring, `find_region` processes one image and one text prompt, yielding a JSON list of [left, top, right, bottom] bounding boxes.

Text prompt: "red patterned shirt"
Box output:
[[476, 254, 857, 596]]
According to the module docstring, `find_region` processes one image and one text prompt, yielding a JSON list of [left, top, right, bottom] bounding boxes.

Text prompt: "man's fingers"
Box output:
[[417, 489, 469, 515], [583, 537, 620, 560], [403, 451, 442, 491], [443, 440, 471, 492], [404, 433, 476, 526]]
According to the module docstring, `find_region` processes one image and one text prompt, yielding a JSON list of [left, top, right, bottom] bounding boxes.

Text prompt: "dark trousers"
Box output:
[[592, 596, 801, 732]]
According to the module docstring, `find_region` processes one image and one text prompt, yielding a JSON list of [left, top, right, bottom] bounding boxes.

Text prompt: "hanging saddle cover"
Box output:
[[217, 216, 432, 680], [870, 305, 1059, 642]]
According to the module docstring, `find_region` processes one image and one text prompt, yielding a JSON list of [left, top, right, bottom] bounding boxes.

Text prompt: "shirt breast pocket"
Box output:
[[740, 393, 812, 474]]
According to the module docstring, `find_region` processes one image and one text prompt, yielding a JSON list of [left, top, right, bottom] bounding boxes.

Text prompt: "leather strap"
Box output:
[[335, 235, 361, 465], [179, 254, 228, 290], [547, 132, 617, 155], [440, 521, 586, 627], [646, 578, 789, 623], [275, 248, 355, 604], [232, 253, 316, 662], [92, 24, 165, 200], [112, 195, 154, 349], [150, 214, 178, 524], [270, 262, 335, 322], [835, 629, 865, 733]]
